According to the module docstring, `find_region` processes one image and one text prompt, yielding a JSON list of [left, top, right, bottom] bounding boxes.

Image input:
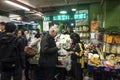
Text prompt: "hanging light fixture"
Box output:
[[71, 8, 76, 11], [59, 10, 67, 14]]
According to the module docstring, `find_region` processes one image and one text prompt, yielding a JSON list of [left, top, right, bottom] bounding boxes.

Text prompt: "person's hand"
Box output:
[[68, 51, 74, 55], [38, 38, 41, 41], [57, 45, 61, 50]]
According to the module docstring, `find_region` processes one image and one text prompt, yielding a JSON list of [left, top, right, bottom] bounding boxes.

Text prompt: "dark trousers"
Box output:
[[70, 62, 83, 80], [1, 67, 22, 80], [25, 59, 31, 80], [37, 66, 56, 80]]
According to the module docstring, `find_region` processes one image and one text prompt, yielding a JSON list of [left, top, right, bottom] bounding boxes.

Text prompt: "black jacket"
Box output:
[[70, 42, 84, 62], [0, 33, 25, 69], [39, 33, 59, 67], [17, 36, 27, 68]]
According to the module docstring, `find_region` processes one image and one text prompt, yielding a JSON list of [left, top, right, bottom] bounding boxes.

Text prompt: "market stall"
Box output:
[[85, 32, 120, 80]]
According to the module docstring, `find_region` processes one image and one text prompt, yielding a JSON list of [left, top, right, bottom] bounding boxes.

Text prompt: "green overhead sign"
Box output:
[[74, 13, 87, 20], [44, 12, 88, 21], [44, 16, 50, 21], [53, 15, 70, 21]]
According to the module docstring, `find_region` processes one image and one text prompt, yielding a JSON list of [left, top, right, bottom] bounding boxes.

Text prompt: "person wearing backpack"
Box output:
[[0, 22, 24, 80]]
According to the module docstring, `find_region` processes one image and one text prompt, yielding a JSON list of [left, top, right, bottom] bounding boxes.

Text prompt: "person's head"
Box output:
[[66, 27, 71, 32], [49, 26, 58, 38], [35, 29, 41, 38], [17, 29, 24, 37], [70, 33, 80, 44], [35, 29, 40, 34], [24, 30, 29, 35], [0, 22, 6, 32], [66, 27, 73, 34], [5, 22, 16, 33]]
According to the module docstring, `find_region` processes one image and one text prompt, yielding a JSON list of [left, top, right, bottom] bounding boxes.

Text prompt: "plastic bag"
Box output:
[[58, 48, 68, 55], [24, 46, 37, 56], [65, 55, 72, 71]]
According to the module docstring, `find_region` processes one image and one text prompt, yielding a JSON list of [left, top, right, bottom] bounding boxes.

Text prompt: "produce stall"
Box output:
[[84, 32, 120, 80]]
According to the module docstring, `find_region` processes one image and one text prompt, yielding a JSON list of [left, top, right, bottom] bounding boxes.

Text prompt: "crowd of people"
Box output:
[[0, 22, 85, 80]]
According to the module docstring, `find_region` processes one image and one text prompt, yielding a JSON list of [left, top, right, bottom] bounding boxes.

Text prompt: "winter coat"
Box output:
[[70, 42, 85, 68], [0, 33, 25, 69], [39, 33, 59, 67]]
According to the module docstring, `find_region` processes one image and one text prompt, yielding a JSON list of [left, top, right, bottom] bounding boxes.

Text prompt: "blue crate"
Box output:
[[87, 65, 120, 74], [116, 69, 120, 74], [98, 66, 105, 71], [87, 65, 94, 70]]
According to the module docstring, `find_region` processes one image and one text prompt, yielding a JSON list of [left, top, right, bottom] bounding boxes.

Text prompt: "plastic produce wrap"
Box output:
[[56, 34, 71, 49], [110, 45, 117, 53], [117, 45, 120, 54], [58, 48, 68, 55]]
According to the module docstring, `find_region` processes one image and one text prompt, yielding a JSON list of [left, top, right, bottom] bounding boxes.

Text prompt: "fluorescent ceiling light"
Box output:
[[71, 8, 76, 11], [9, 14, 20, 19], [18, 0, 35, 8], [34, 12, 42, 17], [59, 11, 67, 14], [5, 0, 30, 11]]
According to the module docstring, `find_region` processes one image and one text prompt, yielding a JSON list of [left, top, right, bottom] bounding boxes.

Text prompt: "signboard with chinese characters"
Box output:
[[75, 10, 88, 26]]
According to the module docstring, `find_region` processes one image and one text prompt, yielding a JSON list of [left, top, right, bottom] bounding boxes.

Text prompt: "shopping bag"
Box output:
[[58, 48, 68, 55], [65, 55, 72, 71], [24, 46, 37, 56]]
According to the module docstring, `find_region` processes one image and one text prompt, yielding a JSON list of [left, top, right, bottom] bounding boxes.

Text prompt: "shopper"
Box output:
[[38, 26, 60, 80], [16, 29, 28, 75], [23, 30, 32, 80], [63, 27, 73, 35], [29, 29, 41, 55], [0, 22, 6, 75], [0, 22, 6, 32], [0, 22, 24, 80], [68, 33, 85, 80], [29, 29, 41, 80]]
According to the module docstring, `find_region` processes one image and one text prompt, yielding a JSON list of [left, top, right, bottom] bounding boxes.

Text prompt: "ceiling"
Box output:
[[0, 0, 101, 21]]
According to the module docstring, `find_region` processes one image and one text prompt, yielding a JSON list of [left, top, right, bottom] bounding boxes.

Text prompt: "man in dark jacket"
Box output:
[[0, 22, 24, 80], [38, 26, 60, 80]]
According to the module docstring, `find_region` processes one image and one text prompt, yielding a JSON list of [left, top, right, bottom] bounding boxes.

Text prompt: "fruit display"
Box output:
[[103, 43, 120, 54], [117, 45, 120, 54], [75, 25, 90, 43], [88, 53, 102, 67]]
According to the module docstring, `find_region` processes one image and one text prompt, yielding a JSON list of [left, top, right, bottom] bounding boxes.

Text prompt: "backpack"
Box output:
[[0, 34, 19, 72]]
